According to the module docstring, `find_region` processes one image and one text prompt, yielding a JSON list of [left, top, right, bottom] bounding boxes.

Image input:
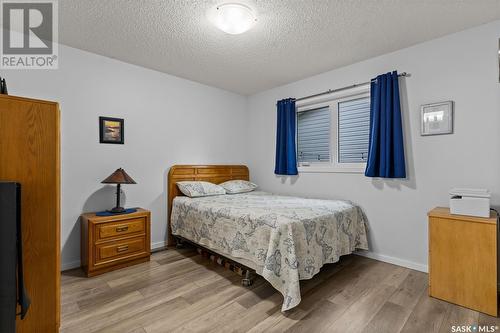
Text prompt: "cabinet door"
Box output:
[[429, 216, 497, 316], [0, 95, 60, 332]]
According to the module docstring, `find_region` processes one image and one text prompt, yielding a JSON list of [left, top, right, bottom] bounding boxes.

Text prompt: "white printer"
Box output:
[[449, 188, 491, 218]]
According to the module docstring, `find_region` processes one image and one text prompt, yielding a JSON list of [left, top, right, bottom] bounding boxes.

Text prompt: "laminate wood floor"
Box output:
[[61, 248, 499, 333]]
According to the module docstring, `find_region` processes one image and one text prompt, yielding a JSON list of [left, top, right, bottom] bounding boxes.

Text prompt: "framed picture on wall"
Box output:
[[420, 101, 453, 136], [99, 117, 124, 144]]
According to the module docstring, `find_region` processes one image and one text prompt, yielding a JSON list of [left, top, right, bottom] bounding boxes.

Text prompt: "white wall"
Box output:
[[4, 20, 499, 272], [3, 45, 248, 270], [246, 20, 500, 272]]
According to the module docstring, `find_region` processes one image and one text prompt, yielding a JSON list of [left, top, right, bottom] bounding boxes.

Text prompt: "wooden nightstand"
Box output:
[[81, 208, 151, 277], [428, 207, 497, 316]]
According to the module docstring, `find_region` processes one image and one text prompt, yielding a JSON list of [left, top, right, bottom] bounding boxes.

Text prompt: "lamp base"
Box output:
[[107, 206, 125, 214]]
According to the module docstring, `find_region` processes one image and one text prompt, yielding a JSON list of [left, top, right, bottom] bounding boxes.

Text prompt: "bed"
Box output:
[[167, 165, 369, 311]]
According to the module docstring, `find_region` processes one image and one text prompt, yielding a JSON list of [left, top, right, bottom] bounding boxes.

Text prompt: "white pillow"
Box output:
[[219, 180, 258, 194], [176, 181, 226, 198]]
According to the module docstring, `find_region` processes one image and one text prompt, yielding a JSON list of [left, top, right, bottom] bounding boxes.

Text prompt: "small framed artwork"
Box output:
[[99, 117, 124, 144], [420, 101, 453, 136]]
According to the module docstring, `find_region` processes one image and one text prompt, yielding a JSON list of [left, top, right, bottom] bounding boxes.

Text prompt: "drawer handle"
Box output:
[[116, 245, 129, 252], [116, 226, 129, 232]]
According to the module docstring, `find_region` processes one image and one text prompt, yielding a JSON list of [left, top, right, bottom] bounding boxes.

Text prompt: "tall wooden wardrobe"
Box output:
[[0, 94, 60, 332]]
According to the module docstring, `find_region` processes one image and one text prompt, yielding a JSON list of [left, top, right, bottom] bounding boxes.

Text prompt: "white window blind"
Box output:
[[338, 97, 370, 163], [297, 106, 331, 163]]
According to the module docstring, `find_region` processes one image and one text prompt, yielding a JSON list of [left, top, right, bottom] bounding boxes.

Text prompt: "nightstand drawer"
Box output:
[[97, 217, 145, 241], [96, 237, 146, 263]]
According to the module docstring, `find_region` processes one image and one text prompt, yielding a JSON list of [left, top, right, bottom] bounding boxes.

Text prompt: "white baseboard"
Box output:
[[61, 259, 81, 271], [355, 250, 428, 273], [151, 240, 167, 252], [61, 241, 168, 271], [62, 244, 426, 273]]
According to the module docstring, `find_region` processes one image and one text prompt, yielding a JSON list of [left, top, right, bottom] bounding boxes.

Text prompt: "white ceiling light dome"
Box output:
[[209, 3, 256, 35]]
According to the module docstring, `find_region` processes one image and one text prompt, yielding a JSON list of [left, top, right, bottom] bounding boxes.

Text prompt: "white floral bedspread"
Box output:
[[170, 191, 369, 311]]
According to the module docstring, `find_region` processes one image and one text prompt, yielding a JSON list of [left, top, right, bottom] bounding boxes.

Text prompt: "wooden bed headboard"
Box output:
[[166, 165, 249, 246]]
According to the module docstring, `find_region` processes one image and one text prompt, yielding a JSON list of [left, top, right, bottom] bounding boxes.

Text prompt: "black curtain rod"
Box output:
[[294, 72, 409, 102]]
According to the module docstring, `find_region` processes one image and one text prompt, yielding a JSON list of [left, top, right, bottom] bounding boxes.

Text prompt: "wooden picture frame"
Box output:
[[99, 117, 124, 144]]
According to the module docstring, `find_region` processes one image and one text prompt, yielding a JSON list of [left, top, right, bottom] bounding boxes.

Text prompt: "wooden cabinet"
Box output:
[[0, 95, 60, 332], [429, 207, 497, 316], [81, 209, 151, 277]]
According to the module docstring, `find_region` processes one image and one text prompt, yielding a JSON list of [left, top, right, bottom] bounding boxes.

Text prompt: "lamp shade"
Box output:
[[101, 168, 137, 184]]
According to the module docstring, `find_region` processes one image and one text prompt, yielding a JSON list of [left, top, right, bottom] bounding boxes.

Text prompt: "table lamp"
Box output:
[[101, 168, 136, 213]]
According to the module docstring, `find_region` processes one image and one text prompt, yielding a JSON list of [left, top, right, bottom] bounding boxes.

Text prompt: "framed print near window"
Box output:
[[420, 101, 453, 136], [99, 117, 124, 144]]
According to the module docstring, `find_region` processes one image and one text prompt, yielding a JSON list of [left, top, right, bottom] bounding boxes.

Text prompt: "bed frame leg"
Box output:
[[175, 237, 185, 249], [241, 270, 254, 287]]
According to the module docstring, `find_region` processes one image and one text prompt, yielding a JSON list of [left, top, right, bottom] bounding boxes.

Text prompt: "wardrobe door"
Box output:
[[0, 95, 60, 332]]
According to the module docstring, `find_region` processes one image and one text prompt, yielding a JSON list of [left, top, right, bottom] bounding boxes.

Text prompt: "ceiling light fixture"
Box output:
[[209, 3, 256, 35]]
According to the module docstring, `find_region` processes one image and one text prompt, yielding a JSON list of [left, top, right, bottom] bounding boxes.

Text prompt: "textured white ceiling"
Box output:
[[60, 1, 500, 95]]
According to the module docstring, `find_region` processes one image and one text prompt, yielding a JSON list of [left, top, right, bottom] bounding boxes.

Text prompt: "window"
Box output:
[[296, 88, 370, 173], [297, 106, 331, 163], [338, 97, 370, 163]]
